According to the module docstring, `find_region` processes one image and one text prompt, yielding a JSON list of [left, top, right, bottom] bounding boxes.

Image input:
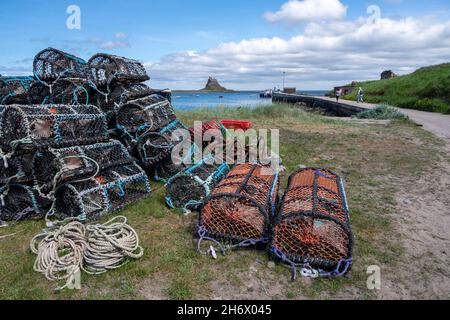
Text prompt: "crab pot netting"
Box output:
[[116, 94, 176, 134], [0, 76, 36, 104], [198, 164, 279, 248], [0, 153, 33, 185], [137, 120, 190, 169], [188, 120, 256, 161], [93, 83, 154, 125], [53, 163, 151, 221], [88, 54, 149, 87], [26, 82, 52, 105], [154, 160, 191, 183], [187, 120, 246, 163], [0, 105, 109, 153], [165, 158, 230, 210], [270, 168, 353, 277], [28, 79, 92, 106], [33, 140, 134, 194], [0, 184, 50, 222], [152, 121, 201, 183], [33, 48, 87, 82]]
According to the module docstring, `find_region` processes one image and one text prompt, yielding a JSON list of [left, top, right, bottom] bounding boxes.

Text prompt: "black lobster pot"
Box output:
[[146, 120, 197, 182], [88, 53, 149, 87], [165, 157, 230, 211], [116, 94, 175, 134], [92, 83, 154, 126], [0, 105, 109, 153], [0, 153, 34, 185], [28, 78, 92, 105], [0, 184, 51, 222], [27, 81, 53, 105], [53, 162, 151, 221], [148, 88, 172, 103], [0, 76, 36, 104], [33, 48, 87, 82], [33, 140, 133, 194]]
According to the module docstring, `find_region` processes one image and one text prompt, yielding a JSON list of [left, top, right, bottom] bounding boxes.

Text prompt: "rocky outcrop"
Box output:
[[201, 77, 230, 92]]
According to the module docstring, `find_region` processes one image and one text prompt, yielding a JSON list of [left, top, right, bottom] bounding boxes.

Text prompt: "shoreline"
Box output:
[[172, 90, 242, 93]]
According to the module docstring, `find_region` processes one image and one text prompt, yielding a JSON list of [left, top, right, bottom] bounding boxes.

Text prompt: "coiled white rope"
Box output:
[[30, 216, 143, 290], [30, 221, 86, 291], [83, 216, 144, 274]]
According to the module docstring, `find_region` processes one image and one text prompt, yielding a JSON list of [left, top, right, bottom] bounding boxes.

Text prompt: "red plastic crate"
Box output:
[[189, 120, 223, 139], [220, 120, 253, 131]]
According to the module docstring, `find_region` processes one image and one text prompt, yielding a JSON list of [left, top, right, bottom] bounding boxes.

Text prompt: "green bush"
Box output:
[[413, 98, 449, 113], [356, 104, 408, 120]]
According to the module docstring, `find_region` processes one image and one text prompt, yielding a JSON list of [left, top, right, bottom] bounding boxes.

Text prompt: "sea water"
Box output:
[[171, 90, 328, 110]]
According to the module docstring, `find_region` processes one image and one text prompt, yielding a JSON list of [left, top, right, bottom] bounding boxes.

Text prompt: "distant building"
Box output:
[[283, 87, 297, 94], [381, 70, 397, 80]]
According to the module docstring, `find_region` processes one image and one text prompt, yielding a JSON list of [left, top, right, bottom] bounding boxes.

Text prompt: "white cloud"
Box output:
[[115, 32, 128, 40], [264, 0, 347, 23], [100, 33, 130, 49], [100, 41, 129, 50], [146, 17, 450, 90]]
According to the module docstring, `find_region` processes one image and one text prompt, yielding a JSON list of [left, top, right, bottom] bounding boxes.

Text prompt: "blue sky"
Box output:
[[1, 0, 450, 89]]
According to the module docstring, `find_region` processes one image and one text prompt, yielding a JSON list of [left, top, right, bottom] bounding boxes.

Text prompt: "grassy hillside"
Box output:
[[344, 63, 450, 113]]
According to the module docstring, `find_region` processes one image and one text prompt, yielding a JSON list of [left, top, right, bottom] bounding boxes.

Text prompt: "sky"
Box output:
[[1, 0, 450, 90]]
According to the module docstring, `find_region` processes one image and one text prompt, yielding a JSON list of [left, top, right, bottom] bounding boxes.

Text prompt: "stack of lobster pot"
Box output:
[[88, 53, 152, 126], [0, 47, 182, 223], [34, 140, 152, 221], [0, 104, 106, 222], [0, 103, 151, 223], [0, 48, 172, 126], [114, 90, 195, 183], [83, 51, 186, 182]]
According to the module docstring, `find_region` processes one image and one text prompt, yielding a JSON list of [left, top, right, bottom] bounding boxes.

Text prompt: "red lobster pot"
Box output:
[[270, 168, 353, 279], [197, 163, 279, 256]]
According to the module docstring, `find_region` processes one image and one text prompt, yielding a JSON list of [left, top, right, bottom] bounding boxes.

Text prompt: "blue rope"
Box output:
[[197, 226, 227, 256], [165, 196, 175, 209], [160, 120, 180, 134], [269, 172, 279, 218], [116, 124, 137, 142], [315, 170, 332, 179], [270, 246, 353, 280], [197, 225, 268, 257], [116, 182, 126, 197]]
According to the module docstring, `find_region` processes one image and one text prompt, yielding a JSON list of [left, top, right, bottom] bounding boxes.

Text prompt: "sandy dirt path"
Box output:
[[319, 98, 450, 298], [380, 142, 450, 299]]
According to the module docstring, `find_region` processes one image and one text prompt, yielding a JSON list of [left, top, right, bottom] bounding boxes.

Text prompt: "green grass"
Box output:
[[343, 63, 450, 113], [0, 104, 445, 300]]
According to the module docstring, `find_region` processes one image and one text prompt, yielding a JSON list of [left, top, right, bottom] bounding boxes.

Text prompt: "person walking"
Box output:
[[335, 88, 343, 102], [357, 87, 365, 103]]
